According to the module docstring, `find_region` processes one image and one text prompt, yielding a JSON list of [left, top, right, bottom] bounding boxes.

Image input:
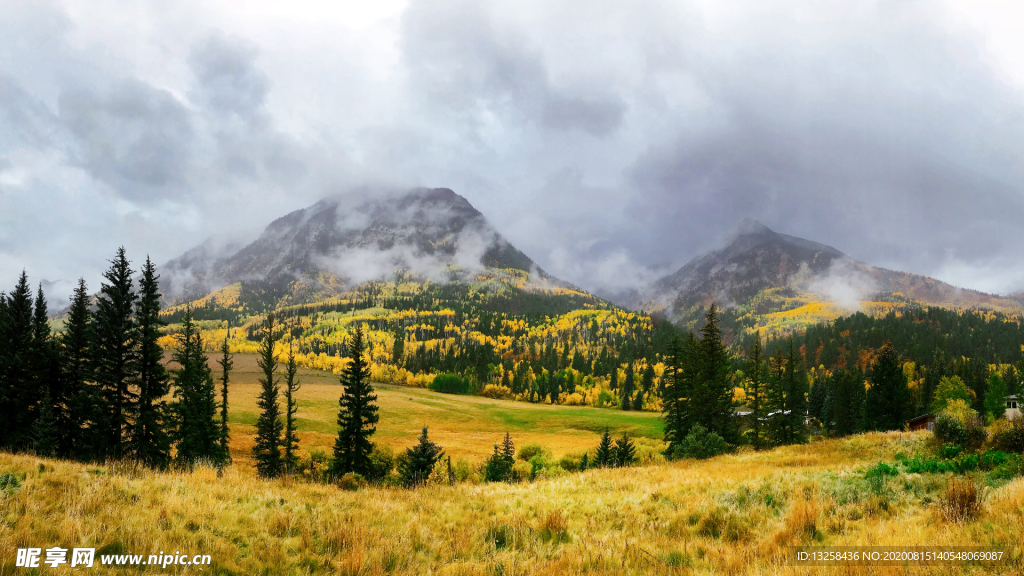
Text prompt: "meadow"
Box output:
[[2, 356, 1023, 575]]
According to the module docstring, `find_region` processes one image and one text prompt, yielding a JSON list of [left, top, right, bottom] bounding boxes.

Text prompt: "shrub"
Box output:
[[992, 418, 1024, 453], [676, 425, 728, 460], [337, 472, 366, 491], [428, 373, 470, 395], [941, 475, 982, 523], [480, 384, 513, 399], [934, 403, 987, 450], [865, 462, 899, 479], [517, 443, 550, 462], [366, 445, 395, 481], [297, 449, 332, 483], [0, 472, 21, 494]]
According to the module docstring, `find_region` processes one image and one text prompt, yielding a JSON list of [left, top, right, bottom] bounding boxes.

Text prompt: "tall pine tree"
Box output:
[[1, 272, 36, 450], [61, 279, 98, 459], [172, 306, 223, 467], [692, 304, 738, 443], [130, 257, 173, 468], [217, 324, 233, 464], [283, 341, 301, 474], [252, 313, 283, 478], [863, 342, 911, 431], [31, 284, 60, 455], [745, 330, 768, 449], [332, 324, 379, 478], [93, 248, 139, 459]]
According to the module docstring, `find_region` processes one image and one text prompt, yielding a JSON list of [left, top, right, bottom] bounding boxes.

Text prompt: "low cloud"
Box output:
[[805, 259, 880, 312]]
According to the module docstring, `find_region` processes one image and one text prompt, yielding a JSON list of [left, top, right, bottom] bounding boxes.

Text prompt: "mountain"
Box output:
[[161, 187, 562, 309], [641, 219, 1022, 332]]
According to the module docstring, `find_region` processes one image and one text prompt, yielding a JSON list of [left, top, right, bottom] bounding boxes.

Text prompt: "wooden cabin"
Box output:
[[1007, 394, 1020, 421], [906, 413, 936, 432]]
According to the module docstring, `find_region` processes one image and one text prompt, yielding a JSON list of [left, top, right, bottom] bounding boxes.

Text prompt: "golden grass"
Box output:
[[3, 431, 1023, 575], [222, 353, 664, 463]]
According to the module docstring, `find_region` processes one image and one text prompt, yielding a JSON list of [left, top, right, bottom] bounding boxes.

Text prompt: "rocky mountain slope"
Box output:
[[160, 187, 560, 308]]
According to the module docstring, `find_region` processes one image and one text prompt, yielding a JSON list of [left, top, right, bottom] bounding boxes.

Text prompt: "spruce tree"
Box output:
[[662, 334, 686, 455], [635, 365, 654, 411], [31, 284, 60, 454], [863, 342, 911, 431], [62, 279, 100, 459], [595, 428, 614, 467], [398, 426, 444, 487], [252, 313, 283, 478], [332, 324, 379, 478], [32, 389, 59, 457], [217, 325, 233, 464], [782, 339, 809, 443], [745, 330, 768, 449], [130, 258, 173, 468], [172, 306, 222, 467], [613, 433, 636, 467], [620, 359, 634, 411], [283, 342, 301, 474], [93, 248, 139, 458], [1, 272, 36, 450], [766, 346, 788, 446], [692, 304, 738, 443]]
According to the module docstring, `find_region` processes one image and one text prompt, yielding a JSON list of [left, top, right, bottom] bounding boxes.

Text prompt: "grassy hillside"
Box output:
[[219, 353, 663, 464], [3, 431, 1022, 575]]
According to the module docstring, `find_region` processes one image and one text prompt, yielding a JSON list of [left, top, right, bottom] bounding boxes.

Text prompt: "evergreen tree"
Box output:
[[30, 284, 61, 455], [61, 279, 98, 459], [172, 306, 222, 467], [595, 428, 614, 467], [692, 304, 738, 443], [252, 313, 283, 478], [32, 389, 59, 457], [283, 342, 301, 474], [217, 325, 233, 464], [1, 272, 36, 450], [129, 258, 173, 468], [613, 433, 636, 467], [745, 330, 768, 449], [863, 342, 912, 431], [783, 339, 809, 443], [392, 331, 404, 367], [332, 324, 379, 478], [93, 248, 139, 458], [484, 433, 515, 482], [766, 346, 789, 446], [808, 375, 828, 423], [635, 365, 654, 411], [398, 426, 444, 487], [620, 359, 634, 411], [579, 452, 589, 470]]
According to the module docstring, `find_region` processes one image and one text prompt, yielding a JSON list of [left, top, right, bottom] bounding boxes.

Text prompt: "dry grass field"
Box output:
[[2, 356, 1023, 574]]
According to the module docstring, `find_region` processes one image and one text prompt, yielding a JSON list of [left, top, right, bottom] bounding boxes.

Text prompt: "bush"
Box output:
[[366, 445, 395, 481], [480, 384, 513, 399], [517, 443, 550, 462], [296, 449, 332, 483], [428, 373, 469, 395], [992, 418, 1024, 453], [337, 472, 366, 491], [941, 475, 982, 523], [0, 472, 21, 494], [675, 425, 728, 460], [935, 412, 987, 451]]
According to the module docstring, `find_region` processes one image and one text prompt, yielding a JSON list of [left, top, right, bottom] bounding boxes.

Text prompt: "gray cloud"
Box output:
[[4, 0, 1024, 306]]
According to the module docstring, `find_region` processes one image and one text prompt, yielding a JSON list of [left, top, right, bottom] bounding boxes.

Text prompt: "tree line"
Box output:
[[0, 249, 229, 467]]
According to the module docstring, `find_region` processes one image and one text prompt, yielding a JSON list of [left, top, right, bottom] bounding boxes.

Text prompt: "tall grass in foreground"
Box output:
[[2, 431, 1023, 575]]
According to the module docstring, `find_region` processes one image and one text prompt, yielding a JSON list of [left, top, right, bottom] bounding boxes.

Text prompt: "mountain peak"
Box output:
[[161, 187, 550, 306], [734, 218, 774, 237]]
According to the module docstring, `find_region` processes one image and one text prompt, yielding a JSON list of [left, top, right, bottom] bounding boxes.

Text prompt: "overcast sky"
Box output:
[[4, 0, 1024, 304]]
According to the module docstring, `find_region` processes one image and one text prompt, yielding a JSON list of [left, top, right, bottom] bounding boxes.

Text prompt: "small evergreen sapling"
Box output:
[[398, 426, 444, 487], [595, 428, 614, 467], [613, 433, 636, 467]]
